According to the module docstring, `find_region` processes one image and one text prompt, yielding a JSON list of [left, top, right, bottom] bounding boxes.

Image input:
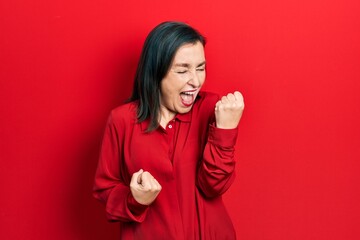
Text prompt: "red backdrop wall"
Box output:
[[1, 0, 359, 239]]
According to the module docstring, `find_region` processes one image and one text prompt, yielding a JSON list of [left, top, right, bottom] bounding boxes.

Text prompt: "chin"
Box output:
[[178, 106, 193, 114]]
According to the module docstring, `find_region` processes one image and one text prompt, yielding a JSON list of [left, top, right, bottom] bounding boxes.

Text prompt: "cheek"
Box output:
[[161, 84, 178, 103], [199, 72, 206, 84]]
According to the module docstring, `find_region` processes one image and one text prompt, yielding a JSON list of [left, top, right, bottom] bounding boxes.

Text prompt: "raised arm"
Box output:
[[197, 91, 244, 198]]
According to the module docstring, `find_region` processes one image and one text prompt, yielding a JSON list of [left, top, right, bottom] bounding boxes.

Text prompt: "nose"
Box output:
[[187, 69, 201, 88]]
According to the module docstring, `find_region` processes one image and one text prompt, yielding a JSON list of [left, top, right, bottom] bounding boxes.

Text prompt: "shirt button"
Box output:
[[168, 125, 172, 129]]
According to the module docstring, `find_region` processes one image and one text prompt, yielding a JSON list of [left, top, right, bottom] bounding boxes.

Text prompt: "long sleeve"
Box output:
[[93, 113, 149, 222], [196, 124, 238, 198]]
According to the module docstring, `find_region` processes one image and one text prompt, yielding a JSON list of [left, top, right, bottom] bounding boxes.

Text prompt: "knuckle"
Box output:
[[225, 102, 232, 108], [234, 90, 241, 95], [142, 171, 152, 179]]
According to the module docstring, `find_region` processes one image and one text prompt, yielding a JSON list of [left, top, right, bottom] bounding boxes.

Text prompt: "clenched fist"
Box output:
[[215, 91, 244, 129], [130, 169, 162, 205]]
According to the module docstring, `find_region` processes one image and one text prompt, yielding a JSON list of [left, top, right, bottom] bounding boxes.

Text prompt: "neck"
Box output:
[[159, 106, 176, 128]]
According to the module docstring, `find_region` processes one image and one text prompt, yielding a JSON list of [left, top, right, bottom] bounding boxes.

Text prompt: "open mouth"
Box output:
[[180, 90, 197, 107]]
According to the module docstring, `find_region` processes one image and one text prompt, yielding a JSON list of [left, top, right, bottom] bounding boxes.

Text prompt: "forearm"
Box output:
[[93, 179, 149, 222], [196, 125, 238, 198]]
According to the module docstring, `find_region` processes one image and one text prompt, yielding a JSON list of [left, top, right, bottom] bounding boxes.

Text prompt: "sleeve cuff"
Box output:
[[126, 192, 149, 220], [208, 124, 238, 147]]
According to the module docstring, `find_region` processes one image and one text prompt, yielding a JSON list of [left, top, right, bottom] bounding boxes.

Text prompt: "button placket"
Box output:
[[166, 120, 176, 162]]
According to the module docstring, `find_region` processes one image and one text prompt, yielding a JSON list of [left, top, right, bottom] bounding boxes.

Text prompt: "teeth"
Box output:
[[182, 91, 195, 95]]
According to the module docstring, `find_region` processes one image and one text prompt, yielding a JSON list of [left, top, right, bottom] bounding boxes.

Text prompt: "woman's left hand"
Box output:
[[215, 91, 244, 129]]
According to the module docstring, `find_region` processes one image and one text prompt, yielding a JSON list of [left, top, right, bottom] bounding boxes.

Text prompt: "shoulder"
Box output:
[[195, 91, 219, 109], [108, 101, 137, 126], [198, 91, 219, 103], [191, 91, 219, 120]]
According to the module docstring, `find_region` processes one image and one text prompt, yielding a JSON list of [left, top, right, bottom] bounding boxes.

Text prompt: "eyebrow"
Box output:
[[173, 61, 206, 68]]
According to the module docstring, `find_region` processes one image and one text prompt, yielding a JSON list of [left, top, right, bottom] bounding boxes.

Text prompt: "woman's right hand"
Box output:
[[130, 169, 162, 205]]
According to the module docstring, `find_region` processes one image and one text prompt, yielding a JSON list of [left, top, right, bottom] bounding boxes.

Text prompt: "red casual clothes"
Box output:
[[93, 91, 238, 239]]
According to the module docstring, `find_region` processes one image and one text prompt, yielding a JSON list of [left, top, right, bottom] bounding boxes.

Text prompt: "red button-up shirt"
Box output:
[[93, 91, 238, 239]]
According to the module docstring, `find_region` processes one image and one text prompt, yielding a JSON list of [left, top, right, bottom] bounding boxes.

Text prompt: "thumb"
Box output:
[[132, 169, 144, 185]]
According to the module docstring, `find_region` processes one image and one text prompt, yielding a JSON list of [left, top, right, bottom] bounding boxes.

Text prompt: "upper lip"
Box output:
[[181, 89, 198, 93]]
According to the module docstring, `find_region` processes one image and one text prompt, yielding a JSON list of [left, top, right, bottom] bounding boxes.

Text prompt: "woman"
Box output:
[[93, 21, 244, 239]]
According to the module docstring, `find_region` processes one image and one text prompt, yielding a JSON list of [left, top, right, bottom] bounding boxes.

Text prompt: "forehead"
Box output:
[[172, 42, 205, 65]]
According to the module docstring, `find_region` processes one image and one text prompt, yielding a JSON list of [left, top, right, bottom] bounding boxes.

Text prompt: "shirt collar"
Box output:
[[139, 111, 192, 132]]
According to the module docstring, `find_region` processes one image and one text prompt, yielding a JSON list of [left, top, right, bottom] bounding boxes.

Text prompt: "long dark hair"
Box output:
[[129, 21, 206, 132]]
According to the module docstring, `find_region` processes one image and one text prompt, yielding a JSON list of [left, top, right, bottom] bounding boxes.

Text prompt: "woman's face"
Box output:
[[160, 41, 206, 118]]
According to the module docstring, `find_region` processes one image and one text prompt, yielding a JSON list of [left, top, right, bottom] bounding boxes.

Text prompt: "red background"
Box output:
[[1, 0, 359, 239]]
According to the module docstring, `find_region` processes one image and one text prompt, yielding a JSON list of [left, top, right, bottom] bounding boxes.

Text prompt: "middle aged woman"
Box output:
[[93, 21, 245, 239]]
